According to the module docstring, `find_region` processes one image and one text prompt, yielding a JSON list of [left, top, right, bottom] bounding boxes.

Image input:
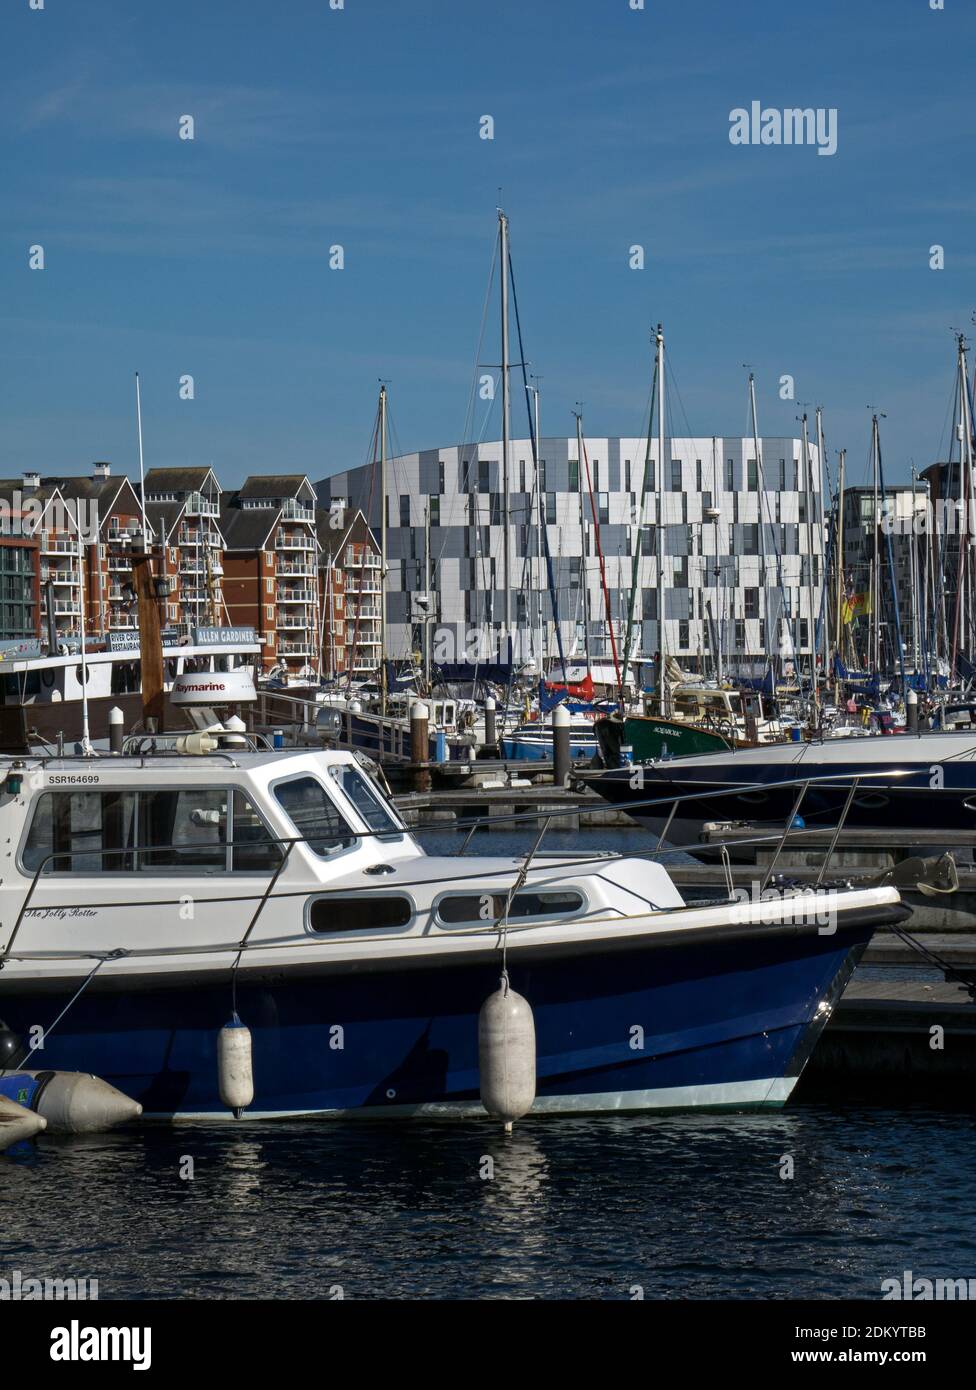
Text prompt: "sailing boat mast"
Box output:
[[871, 413, 881, 675], [622, 338, 658, 698], [574, 409, 591, 673], [815, 407, 828, 680], [800, 412, 818, 717], [655, 325, 669, 715], [379, 382, 388, 717], [949, 336, 974, 683], [747, 371, 769, 683], [835, 448, 846, 702], [499, 209, 512, 653], [424, 499, 432, 687], [528, 380, 545, 674]]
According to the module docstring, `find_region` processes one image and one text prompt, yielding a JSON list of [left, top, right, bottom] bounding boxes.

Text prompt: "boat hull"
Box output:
[[588, 743, 976, 840], [0, 920, 883, 1120]]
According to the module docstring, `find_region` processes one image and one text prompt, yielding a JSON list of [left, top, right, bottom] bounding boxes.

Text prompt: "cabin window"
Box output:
[[436, 890, 584, 926], [274, 775, 356, 855], [138, 789, 228, 869], [326, 764, 402, 839], [111, 662, 139, 695], [22, 788, 281, 874], [308, 896, 412, 933]]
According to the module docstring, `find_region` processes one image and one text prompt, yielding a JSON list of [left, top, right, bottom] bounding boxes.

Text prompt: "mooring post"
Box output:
[[411, 701, 430, 792], [907, 687, 918, 735], [484, 695, 497, 751], [553, 704, 570, 789], [108, 705, 124, 755]]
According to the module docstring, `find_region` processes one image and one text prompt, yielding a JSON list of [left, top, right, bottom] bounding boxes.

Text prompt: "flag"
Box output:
[[842, 591, 871, 624]]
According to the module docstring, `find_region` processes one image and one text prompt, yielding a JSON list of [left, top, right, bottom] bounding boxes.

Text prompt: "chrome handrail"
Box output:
[[449, 765, 920, 850]]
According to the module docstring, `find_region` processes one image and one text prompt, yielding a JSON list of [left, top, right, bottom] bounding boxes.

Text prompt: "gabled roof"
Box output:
[[218, 502, 279, 552], [237, 474, 315, 502], [145, 500, 185, 546], [47, 475, 144, 529], [143, 467, 221, 495], [317, 507, 379, 562]]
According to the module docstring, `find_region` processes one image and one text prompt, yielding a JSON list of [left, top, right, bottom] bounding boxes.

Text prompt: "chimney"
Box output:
[[22, 470, 40, 491], [93, 461, 111, 480]]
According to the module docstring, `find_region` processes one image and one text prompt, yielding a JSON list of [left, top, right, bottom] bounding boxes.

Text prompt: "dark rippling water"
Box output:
[[3, 829, 974, 1301], [4, 1108, 976, 1300]]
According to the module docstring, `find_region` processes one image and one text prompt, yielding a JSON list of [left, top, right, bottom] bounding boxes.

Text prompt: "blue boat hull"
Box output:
[[501, 734, 597, 762], [591, 759, 976, 836], [0, 921, 883, 1119]]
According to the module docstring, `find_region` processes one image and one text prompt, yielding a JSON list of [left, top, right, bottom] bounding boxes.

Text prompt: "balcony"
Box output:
[[107, 556, 132, 572], [277, 639, 313, 656], [344, 546, 381, 568], [109, 617, 139, 631], [277, 561, 315, 577], [346, 578, 381, 595], [178, 529, 221, 548], [47, 571, 79, 587], [278, 589, 316, 603], [52, 600, 80, 615], [281, 502, 315, 522], [275, 534, 315, 551], [40, 537, 78, 556], [185, 495, 219, 518], [277, 618, 309, 630]]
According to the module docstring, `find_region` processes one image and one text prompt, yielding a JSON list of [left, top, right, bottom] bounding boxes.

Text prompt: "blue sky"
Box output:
[[1, 0, 973, 492]]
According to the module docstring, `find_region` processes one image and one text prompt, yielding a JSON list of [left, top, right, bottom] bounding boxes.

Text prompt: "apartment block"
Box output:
[[317, 508, 382, 679], [220, 476, 321, 678], [145, 467, 226, 638], [319, 434, 826, 671]]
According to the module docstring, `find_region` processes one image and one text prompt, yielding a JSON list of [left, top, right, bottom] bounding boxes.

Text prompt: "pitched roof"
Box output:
[[145, 500, 184, 545], [237, 474, 313, 500], [218, 503, 278, 551], [143, 467, 219, 493], [317, 507, 378, 561]]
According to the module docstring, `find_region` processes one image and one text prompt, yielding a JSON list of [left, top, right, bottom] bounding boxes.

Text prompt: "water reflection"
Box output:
[[2, 1106, 974, 1299]]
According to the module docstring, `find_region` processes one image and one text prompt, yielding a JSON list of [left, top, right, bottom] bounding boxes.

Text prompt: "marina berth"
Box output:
[[0, 745, 908, 1121]]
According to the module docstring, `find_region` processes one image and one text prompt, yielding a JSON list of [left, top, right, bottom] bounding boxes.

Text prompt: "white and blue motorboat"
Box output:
[[0, 745, 907, 1119]]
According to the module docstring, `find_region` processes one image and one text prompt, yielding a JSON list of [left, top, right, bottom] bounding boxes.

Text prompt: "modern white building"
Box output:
[[319, 433, 825, 675]]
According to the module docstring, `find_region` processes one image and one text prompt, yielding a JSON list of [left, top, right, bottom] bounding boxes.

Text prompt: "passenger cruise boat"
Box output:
[[0, 745, 908, 1119], [0, 634, 261, 752]]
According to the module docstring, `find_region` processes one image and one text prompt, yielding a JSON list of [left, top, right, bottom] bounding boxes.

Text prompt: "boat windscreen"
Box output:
[[328, 764, 403, 839], [273, 776, 357, 855]]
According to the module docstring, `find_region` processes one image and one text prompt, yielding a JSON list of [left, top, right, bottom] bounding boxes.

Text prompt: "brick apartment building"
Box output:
[[0, 463, 382, 680], [220, 475, 321, 679], [144, 467, 227, 638], [317, 508, 382, 679]]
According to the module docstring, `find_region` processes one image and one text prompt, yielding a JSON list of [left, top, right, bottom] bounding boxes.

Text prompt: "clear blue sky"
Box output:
[[2, 0, 973, 493]]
